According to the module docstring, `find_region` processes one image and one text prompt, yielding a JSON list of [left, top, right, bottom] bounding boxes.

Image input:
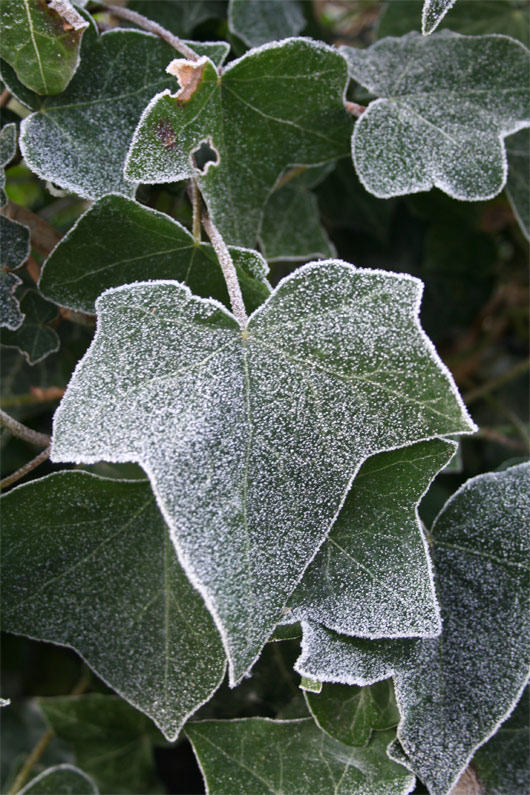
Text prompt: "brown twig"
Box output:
[[201, 211, 247, 326], [0, 446, 51, 490], [191, 179, 201, 244], [0, 409, 51, 447], [0, 88, 11, 108], [463, 358, 530, 406], [2, 202, 62, 257], [101, 4, 199, 60], [345, 100, 366, 117], [1, 387, 65, 408]]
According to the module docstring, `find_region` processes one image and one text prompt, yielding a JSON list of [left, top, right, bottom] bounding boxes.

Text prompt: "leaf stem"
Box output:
[[7, 668, 92, 795], [0, 409, 51, 447], [201, 211, 248, 326], [0, 88, 11, 108], [191, 179, 201, 244], [344, 100, 366, 117], [100, 4, 200, 61], [0, 447, 51, 490]]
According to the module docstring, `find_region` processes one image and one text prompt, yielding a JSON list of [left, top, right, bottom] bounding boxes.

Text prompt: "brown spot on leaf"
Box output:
[[155, 120, 177, 150], [166, 56, 209, 103]]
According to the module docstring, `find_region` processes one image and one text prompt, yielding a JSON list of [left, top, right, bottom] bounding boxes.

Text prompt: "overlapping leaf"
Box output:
[[187, 718, 415, 794], [228, 0, 306, 48], [342, 31, 530, 200], [50, 261, 475, 684], [0, 0, 88, 95], [506, 127, 529, 239], [422, 0, 457, 34], [1, 289, 60, 364], [286, 439, 455, 638], [128, 0, 225, 38], [0, 214, 30, 330], [296, 463, 530, 795], [20, 765, 98, 795], [125, 40, 352, 246], [39, 195, 271, 314], [16, 21, 228, 200], [1, 471, 226, 740], [0, 121, 17, 206]]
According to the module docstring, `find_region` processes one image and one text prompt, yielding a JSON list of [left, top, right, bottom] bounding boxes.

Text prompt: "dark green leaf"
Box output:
[[50, 262, 475, 684], [38, 695, 163, 794], [287, 440, 456, 638], [39, 195, 271, 314], [0, 269, 24, 331], [297, 463, 530, 795], [0, 0, 88, 95], [187, 718, 415, 794], [0, 215, 30, 331], [125, 40, 352, 246], [506, 127, 530, 239], [306, 679, 399, 747], [128, 0, 226, 38], [228, 0, 306, 48], [0, 121, 17, 206], [1, 471, 226, 740], [20, 764, 98, 795], [342, 32, 530, 200], [1, 289, 60, 364]]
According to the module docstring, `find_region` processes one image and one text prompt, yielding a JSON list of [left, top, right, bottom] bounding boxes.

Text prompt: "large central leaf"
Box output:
[[51, 261, 475, 683], [125, 39, 352, 246]]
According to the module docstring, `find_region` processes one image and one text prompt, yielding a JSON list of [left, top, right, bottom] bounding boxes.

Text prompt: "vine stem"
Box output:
[[100, 4, 200, 61], [463, 358, 530, 406], [344, 100, 366, 117], [201, 211, 248, 327], [0, 447, 51, 490], [0, 409, 51, 447], [191, 179, 201, 243], [7, 668, 92, 795]]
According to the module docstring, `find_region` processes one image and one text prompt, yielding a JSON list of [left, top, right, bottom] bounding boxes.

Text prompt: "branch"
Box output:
[[201, 211, 248, 327], [101, 4, 200, 61], [345, 100, 366, 117], [191, 179, 201, 244], [0, 447, 51, 490], [0, 409, 51, 447], [463, 358, 530, 406], [0, 88, 11, 108]]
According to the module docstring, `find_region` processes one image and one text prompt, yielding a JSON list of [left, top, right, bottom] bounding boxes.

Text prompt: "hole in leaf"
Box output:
[[191, 138, 220, 175]]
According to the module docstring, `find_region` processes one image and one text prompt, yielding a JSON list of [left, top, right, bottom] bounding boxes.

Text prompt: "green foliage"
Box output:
[[0, 2, 528, 794]]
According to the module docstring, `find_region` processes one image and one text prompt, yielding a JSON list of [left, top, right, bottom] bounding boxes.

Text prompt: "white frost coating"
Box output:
[[19, 764, 97, 795], [0, 698, 10, 707], [422, 0, 457, 35], [343, 31, 530, 201], [2, 471, 227, 741], [296, 463, 530, 795], [48, 0, 89, 31], [288, 440, 457, 639], [0, 272, 24, 330], [187, 717, 416, 795], [51, 261, 475, 685]]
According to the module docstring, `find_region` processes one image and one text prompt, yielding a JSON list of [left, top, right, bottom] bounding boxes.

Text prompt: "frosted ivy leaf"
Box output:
[[125, 40, 352, 246], [19, 765, 98, 795], [506, 128, 529, 240], [128, 0, 225, 38], [187, 719, 415, 794], [286, 439, 456, 639], [0, 0, 88, 95], [259, 164, 336, 262], [422, 0, 457, 35], [0, 215, 30, 330], [296, 463, 530, 795], [39, 195, 271, 315], [17, 22, 227, 201], [1, 471, 226, 741], [0, 121, 17, 207], [342, 31, 530, 200], [228, 0, 306, 48], [1, 290, 60, 364], [51, 260, 475, 683]]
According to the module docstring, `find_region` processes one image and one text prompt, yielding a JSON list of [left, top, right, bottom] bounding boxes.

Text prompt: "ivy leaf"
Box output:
[[187, 719, 415, 794], [506, 128, 529, 240], [377, 0, 530, 46], [50, 261, 475, 683], [472, 685, 530, 794], [38, 695, 164, 794], [259, 165, 336, 262], [0, 215, 30, 330], [342, 31, 530, 200], [1, 289, 60, 364], [125, 40, 352, 246], [228, 0, 306, 49], [422, 0, 457, 35], [286, 439, 456, 639], [128, 0, 225, 38], [19, 765, 98, 795], [17, 23, 228, 200], [296, 463, 530, 795], [39, 194, 271, 315], [0, 121, 17, 207], [306, 679, 400, 748], [1, 471, 226, 740], [0, 0, 88, 95]]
